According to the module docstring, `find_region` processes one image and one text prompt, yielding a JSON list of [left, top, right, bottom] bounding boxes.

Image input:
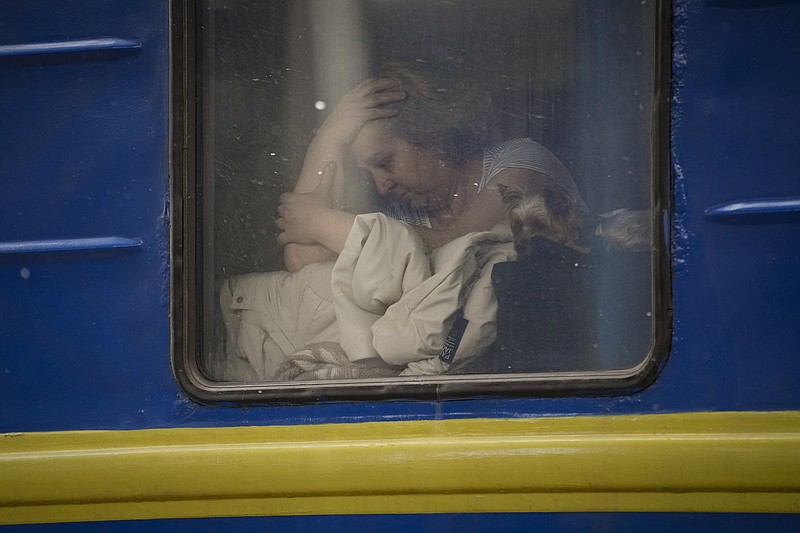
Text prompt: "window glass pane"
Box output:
[[191, 0, 665, 397]]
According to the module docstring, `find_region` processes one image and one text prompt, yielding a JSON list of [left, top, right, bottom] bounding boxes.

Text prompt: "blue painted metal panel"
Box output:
[[666, 0, 800, 410], [4, 513, 800, 532], [0, 0, 798, 433], [0, 0, 171, 430]]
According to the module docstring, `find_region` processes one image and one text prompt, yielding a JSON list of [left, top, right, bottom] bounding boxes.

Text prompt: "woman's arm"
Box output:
[[277, 203, 356, 256], [280, 78, 405, 271], [278, 207, 356, 272], [292, 78, 405, 202], [277, 162, 357, 271]]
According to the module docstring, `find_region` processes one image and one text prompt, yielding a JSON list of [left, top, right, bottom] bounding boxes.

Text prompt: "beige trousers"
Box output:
[[217, 262, 339, 381]]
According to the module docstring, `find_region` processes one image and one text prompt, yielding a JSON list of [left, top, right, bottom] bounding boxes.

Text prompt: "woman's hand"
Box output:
[[318, 77, 406, 147], [275, 197, 322, 246], [276, 162, 336, 245], [277, 159, 357, 262], [279, 76, 404, 269], [292, 77, 405, 205]]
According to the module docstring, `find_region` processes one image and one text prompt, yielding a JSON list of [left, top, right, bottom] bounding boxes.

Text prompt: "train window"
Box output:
[[174, 0, 670, 402]]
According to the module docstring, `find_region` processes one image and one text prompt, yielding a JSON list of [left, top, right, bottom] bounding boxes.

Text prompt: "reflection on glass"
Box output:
[[198, 0, 659, 385]]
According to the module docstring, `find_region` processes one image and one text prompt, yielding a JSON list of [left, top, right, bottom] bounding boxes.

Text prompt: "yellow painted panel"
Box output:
[[1, 411, 799, 524]]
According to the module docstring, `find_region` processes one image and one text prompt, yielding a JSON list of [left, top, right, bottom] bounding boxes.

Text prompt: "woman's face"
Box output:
[[352, 121, 454, 210]]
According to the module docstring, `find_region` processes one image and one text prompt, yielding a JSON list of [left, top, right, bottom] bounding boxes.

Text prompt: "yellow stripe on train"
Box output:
[[2, 411, 799, 525]]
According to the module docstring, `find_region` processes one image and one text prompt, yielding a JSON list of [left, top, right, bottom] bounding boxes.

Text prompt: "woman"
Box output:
[[215, 64, 586, 382], [275, 63, 586, 272]]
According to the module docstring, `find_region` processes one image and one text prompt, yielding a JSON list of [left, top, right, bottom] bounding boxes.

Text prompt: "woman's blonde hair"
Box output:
[[378, 62, 492, 165]]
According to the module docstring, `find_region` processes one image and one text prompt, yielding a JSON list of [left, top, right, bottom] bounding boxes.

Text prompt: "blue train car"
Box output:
[[1, 0, 799, 531]]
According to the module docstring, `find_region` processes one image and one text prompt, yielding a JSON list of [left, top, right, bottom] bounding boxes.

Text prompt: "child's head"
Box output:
[[377, 63, 492, 166]]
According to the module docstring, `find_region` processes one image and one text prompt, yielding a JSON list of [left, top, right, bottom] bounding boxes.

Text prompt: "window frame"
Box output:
[[171, 0, 673, 404]]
